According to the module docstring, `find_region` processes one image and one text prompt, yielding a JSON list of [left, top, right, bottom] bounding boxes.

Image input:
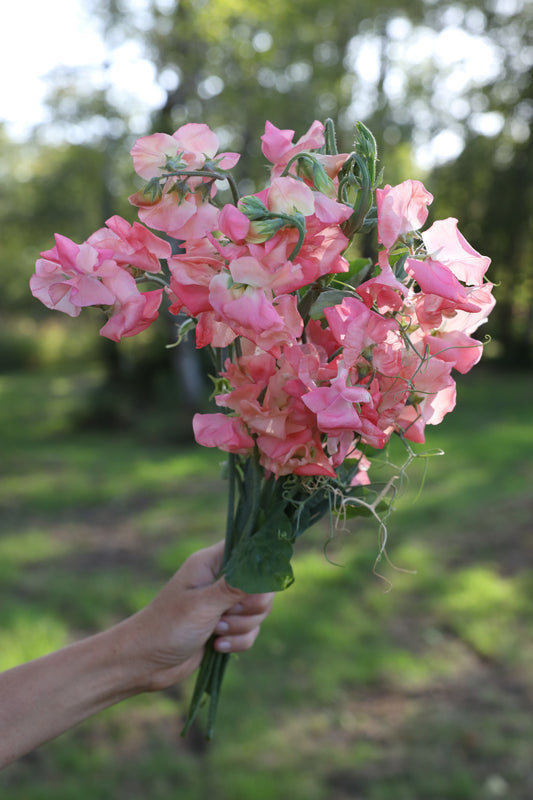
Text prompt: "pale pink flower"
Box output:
[[421, 218, 491, 285], [390, 354, 457, 443], [421, 329, 483, 374], [266, 176, 316, 216], [131, 132, 181, 180], [376, 180, 433, 249], [31, 235, 117, 316], [131, 123, 239, 180], [208, 273, 284, 334], [312, 192, 353, 225], [439, 283, 496, 336], [228, 254, 305, 294]]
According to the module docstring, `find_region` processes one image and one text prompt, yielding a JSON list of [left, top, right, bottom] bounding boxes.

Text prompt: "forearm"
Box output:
[[0, 621, 142, 769]]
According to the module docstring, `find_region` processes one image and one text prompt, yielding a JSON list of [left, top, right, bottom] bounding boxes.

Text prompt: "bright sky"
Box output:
[[0, 0, 163, 140]]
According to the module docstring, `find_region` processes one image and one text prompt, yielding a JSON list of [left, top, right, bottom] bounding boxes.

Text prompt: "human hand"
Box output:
[[124, 541, 275, 692]]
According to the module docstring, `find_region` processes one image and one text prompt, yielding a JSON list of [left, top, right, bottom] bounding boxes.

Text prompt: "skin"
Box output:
[[0, 541, 274, 769]]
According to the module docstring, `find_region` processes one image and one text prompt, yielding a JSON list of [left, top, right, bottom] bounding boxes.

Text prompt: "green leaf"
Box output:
[[309, 289, 354, 319], [224, 509, 295, 593], [347, 257, 374, 287]]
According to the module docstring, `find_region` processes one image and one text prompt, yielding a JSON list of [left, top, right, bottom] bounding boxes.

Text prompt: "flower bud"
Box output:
[[238, 195, 269, 221], [247, 217, 287, 243]]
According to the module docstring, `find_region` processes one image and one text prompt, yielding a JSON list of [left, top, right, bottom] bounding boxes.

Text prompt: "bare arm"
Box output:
[[0, 542, 273, 768]]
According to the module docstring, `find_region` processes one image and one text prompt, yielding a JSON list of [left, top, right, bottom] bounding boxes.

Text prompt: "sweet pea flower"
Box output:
[[257, 429, 336, 478], [376, 180, 433, 250], [130, 185, 220, 240], [421, 218, 491, 285], [167, 246, 225, 316], [192, 412, 254, 454], [131, 123, 239, 180], [261, 120, 325, 177], [208, 273, 285, 334], [31, 235, 118, 316], [266, 176, 315, 217], [406, 257, 482, 313], [195, 310, 237, 349], [324, 296, 402, 376], [302, 366, 372, 435], [356, 259, 407, 314], [87, 215, 171, 273], [439, 282, 496, 336], [391, 353, 457, 443], [419, 329, 484, 374], [218, 204, 250, 243], [98, 269, 163, 342]]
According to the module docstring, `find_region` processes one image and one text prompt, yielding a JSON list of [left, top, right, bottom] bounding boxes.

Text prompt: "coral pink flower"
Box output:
[[261, 120, 325, 177], [406, 257, 482, 313], [98, 270, 163, 342], [218, 204, 250, 243], [168, 246, 225, 316], [324, 296, 402, 376], [376, 180, 433, 249], [439, 283, 496, 336], [87, 215, 171, 273], [207, 274, 303, 353], [193, 413, 254, 454], [130, 186, 219, 240], [195, 311, 237, 349], [302, 367, 372, 435], [257, 429, 336, 478], [356, 260, 407, 314], [390, 354, 457, 443]]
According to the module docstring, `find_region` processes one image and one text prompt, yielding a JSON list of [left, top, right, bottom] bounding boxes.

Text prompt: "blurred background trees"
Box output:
[[2, 0, 531, 418]]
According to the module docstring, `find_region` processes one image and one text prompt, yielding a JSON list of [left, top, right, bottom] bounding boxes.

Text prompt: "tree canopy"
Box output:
[[3, 0, 532, 365]]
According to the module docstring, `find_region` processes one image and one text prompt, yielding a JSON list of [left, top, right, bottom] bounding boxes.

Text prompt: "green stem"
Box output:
[[206, 652, 230, 740], [135, 273, 170, 289], [223, 454, 237, 564], [160, 168, 240, 206]]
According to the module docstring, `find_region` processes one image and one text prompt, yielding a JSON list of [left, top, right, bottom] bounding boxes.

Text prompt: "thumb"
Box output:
[[201, 574, 246, 616]]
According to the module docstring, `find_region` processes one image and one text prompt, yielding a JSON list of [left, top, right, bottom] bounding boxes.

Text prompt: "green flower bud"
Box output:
[[238, 195, 269, 221]]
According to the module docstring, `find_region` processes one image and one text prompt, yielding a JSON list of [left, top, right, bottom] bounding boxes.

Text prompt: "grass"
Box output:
[[1, 366, 532, 798]]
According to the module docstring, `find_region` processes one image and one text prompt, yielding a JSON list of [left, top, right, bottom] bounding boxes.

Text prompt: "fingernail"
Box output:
[[231, 603, 244, 614], [216, 639, 231, 651], [215, 620, 229, 634]]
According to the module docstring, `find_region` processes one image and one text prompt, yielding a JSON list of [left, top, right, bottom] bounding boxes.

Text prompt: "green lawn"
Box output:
[[1, 367, 532, 799]]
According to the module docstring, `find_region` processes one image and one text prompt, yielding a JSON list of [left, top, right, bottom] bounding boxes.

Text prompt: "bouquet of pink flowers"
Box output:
[[30, 118, 494, 736]]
